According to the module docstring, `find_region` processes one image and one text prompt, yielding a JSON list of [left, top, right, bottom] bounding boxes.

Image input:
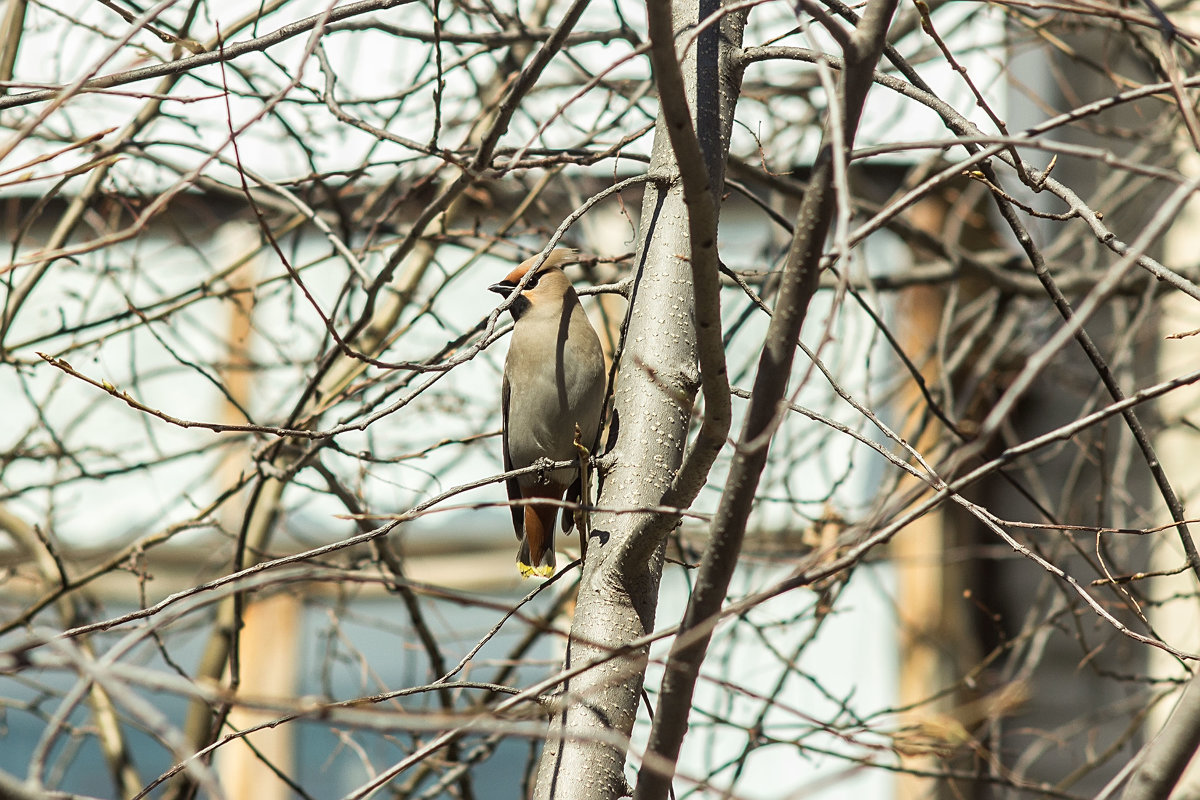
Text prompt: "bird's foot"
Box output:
[[533, 456, 556, 484]]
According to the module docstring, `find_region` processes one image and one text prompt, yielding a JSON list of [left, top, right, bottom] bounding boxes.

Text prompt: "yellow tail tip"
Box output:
[[518, 562, 555, 579]]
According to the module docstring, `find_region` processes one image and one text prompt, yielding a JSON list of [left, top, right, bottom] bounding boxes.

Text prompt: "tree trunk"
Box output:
[[532, 1, 745, 797]]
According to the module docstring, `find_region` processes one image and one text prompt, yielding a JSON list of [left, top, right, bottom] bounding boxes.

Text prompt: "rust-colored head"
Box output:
[[488, 249, 579, 319], [490, 248, 577, 290]]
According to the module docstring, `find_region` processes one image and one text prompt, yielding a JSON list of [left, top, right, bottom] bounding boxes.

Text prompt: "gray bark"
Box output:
[[531, 1, 745, 797], [1121, 673, 1200, 800], [631, 0, 901, 795]]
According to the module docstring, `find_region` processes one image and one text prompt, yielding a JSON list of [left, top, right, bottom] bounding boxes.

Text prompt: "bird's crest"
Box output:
[[502, 248, 578, 285]]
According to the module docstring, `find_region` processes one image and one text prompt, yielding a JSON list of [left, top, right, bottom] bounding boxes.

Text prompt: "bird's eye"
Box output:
[[525, 271, 542, 289]]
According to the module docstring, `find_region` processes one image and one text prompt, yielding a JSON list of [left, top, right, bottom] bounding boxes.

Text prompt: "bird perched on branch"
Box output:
[[489, 249, 606, 578]]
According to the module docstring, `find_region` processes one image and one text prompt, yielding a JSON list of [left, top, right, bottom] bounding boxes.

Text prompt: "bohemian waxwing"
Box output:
[[489, 249, 606, 578]]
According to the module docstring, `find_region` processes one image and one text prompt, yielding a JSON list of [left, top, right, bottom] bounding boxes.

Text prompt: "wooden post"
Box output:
[[209, 222, 303, 800], [891, 186, 990, 800]]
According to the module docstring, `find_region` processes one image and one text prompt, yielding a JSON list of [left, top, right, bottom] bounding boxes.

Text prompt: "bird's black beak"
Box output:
[[489, 281, 517, 297]]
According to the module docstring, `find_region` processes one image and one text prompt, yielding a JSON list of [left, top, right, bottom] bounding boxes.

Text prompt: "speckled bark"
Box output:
[[531, 1, 745, 798]]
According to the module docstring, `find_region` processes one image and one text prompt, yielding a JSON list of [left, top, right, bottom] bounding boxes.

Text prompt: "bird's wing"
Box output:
[[501, 375, 523, 539]]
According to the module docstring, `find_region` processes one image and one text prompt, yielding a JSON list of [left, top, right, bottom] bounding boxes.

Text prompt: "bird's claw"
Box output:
[[533, 456, 556, 484]]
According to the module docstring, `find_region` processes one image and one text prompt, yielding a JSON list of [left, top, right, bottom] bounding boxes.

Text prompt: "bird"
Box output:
[[489, 248, 606, 578]]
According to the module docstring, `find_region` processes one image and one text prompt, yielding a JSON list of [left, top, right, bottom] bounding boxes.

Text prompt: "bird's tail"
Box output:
[[518, 492, 559, 578]]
